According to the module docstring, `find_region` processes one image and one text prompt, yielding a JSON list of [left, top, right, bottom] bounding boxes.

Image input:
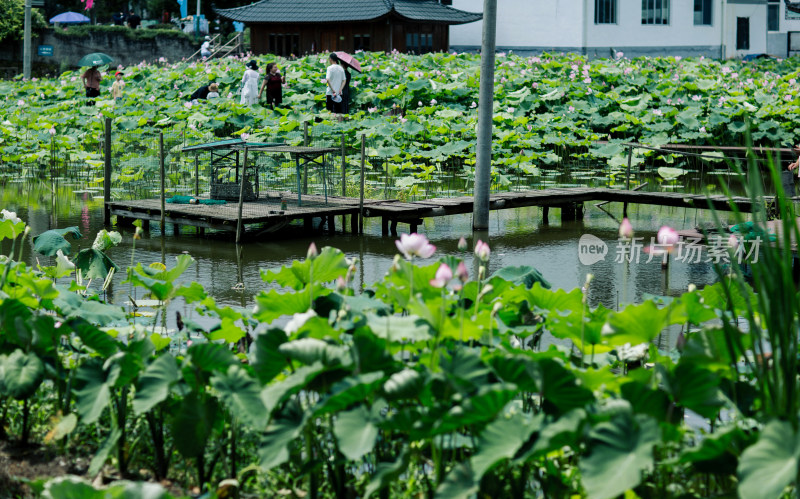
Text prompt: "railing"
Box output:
[[188, 33, 243, 60]]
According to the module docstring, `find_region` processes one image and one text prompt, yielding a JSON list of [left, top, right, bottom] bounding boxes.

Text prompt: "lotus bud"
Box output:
[[336, 276, 347, 292], [134, 226, 144, 240], [307, 242, 318, 260], [457, 237, 468, 252], [430, 263, 453, 288], [479, 284, 494, 300], [478, 265, 486, 281], [474, 240, 491, 262], [456, 261, 469, 282], [23, 226, 31, 237], [728, 233, 740, 251], [619, 218, 634, 239], [491, 301, 503, 315], [688, 283, 697, 293]]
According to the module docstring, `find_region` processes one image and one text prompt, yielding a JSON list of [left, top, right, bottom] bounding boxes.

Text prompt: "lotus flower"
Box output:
[[455, 261, 469, 283], [474, 240, 491, 262], [307, 242, 318, 260], [395, 233, 436, 260], [657, 226, 679, 247], [619, 218, 634, 239], [429, 263, 453, 288], [457, 237, 468, 251]]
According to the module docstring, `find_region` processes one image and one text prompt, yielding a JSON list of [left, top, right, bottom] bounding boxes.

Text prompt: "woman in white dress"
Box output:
[[240, 60, 260, 106]]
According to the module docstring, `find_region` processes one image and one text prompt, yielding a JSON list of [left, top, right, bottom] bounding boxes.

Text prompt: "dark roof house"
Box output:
[[216, 0, 482, 56]]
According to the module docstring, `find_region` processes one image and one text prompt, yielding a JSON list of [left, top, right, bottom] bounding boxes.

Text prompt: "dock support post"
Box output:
[[304, 217, 313, 231], [236, 148, 248, 244], [194, 155, 200, 197], [359, 134, 366, 234], [159, 131, 165, 235], [303, 122, 309, 194], [390, 220, 398, 236], [103, 117, 112, 226], [350, 212, 358, 233], [561, 204, 576, 223], [381, 217, 388, 236], [576, 202, 584, 221], [327, 216, 335, 234], [472, 0, 497, 231], [542, 206, 549, 225], [624, 144, 633, 216]]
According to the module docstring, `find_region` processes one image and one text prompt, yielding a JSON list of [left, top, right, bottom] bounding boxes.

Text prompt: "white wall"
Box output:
[[586, 0, 721, 49], [725, 3, 766, 58], [450, 0, 585, 49]]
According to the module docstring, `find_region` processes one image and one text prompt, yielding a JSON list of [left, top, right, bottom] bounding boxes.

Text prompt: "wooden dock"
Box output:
[[107, 187, 793, 238]]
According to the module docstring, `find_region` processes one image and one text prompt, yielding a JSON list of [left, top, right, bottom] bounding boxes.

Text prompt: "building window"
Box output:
[[354, 34, 371, 52], [736, 17, 750, 50], [406, 32, 433, 54], [269, 33, 299, 56], [694, 0, 712, 25], [642, 0, 670, 24], [768, 0, 780, 31], [594, 0, 617, 24]]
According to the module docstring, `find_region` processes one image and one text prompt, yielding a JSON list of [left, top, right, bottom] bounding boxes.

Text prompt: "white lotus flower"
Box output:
[[1, 209, 21, 224], [284, 309, 317, 334], [55, 249, 75, 277]]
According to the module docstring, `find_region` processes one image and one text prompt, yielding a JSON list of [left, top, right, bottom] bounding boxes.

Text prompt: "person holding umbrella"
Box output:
[[81, 66, 102, 106], [334, 52, 362, 114]]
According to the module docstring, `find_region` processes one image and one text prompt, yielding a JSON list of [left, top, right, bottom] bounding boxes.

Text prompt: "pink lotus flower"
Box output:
[[395, 233, 436, 260], [430, 99, 437, 105], [474, 240, 491, 262], [657, 226, 679, 248], [619, 218, 633, 239], [568, 106, 575, 112], [49, 127, 56, 135], [430, 263, 453, 288], [728, 234, 740, 250], [699, 126, 706, 133], [368, 107, 377, 113], [457, 237, 468, 251], [470, 101, 477, 108], [455, 261, 469, 282]]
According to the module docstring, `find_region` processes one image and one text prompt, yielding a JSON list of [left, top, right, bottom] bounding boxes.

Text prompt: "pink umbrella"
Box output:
[[334, 51, 362, 72]]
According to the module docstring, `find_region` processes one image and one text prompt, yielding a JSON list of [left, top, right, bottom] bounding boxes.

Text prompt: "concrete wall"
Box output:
[[20, 29, 197, 68]]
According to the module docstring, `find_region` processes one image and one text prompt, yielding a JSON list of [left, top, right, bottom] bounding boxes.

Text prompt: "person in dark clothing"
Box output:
[[259, 62, 285, 108], [190, 82, 218, 101], [112, 12, 125, 25], [128, 10, 141, 29]]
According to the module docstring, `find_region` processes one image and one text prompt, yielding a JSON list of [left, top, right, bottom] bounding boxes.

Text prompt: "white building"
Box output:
[[449, 0, 800, 58]]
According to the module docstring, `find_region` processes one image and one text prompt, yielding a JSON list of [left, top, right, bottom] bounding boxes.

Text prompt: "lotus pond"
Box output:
[[2, 51, 800, 498]]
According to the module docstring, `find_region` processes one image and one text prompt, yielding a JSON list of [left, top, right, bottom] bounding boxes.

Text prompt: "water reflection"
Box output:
[[2, 187, 735, 336]]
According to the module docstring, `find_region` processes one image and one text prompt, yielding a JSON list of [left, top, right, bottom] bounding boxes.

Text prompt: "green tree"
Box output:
[[0, 0, 47, 43]]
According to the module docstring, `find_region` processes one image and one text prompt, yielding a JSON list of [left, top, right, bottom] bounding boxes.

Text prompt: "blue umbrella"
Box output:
[[49, 12, 90, 24]]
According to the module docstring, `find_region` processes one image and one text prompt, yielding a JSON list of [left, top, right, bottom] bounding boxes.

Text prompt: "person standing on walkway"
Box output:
[[259, 62, 285, 108], [81, 66, 101, 106], [240, 60, 260, 106], [325, 53, 345, 114]]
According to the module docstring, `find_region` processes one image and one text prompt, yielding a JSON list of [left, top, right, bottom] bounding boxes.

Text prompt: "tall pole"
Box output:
[[23, 0, 32, 79], [195, 0, 201, 41], [472, 0, 497, 230]]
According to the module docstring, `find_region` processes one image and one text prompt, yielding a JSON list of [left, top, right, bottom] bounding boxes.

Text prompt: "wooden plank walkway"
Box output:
[[108, 191, 371, 235], [107, 187, 795, 238], [363, 187, 776, 235]]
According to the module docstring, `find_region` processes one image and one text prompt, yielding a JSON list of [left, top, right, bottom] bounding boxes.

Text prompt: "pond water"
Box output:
[[2, 180, 738, 349]]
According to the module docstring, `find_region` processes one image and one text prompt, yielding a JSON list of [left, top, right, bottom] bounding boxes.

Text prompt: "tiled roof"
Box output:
[[215, 0, 482, 25]]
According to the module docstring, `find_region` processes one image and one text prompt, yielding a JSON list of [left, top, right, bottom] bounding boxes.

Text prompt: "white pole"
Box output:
[[23, 0, 31, 79], [472, 0, 497, 230]]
